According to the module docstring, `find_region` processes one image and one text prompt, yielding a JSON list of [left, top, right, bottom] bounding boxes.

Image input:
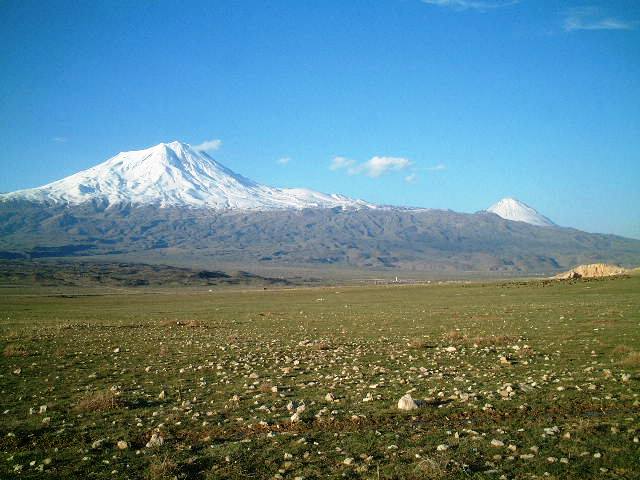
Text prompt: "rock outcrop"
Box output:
[[555, 263, 628, 279]]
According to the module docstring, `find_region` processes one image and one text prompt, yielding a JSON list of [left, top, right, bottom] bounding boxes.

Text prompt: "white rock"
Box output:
[[92, 439, 105, 449], [397, 394, 419, 411], [145, 433, 164, 448]]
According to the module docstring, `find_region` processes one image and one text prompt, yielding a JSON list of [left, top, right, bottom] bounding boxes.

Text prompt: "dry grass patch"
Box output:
[[612, 344, 634, 355], [619, 351, 640, 367], [312, 341, 331, 351], [412, 455, 449, 479], [3, 343, 29, 357], [159, 319, 204, 328], [185, 319, 204, 328], [471, 335, 519, 347], [408, 338, 430, 349], [259, 382, 274, 393], [76, 389, 123, 412], [443, 330, 465, 342], [53, 347, 66, 358], [159, 319, 180, 328], [146, 454, 177, 480]]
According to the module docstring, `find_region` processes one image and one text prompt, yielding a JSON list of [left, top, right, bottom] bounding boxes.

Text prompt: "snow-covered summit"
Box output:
[[486, 197, 555, 227], [0, 141, 373, 210]]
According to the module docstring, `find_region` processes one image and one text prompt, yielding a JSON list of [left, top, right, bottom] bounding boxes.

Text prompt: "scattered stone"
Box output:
[[145, 433, 164, 448], [92, 439, 105, 449]]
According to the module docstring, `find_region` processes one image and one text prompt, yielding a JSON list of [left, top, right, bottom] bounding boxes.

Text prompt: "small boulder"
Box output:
[[397, 394, 420, 411]]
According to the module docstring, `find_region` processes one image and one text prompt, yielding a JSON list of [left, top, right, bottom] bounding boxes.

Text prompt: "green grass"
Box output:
[[1, 277, 639, 478]]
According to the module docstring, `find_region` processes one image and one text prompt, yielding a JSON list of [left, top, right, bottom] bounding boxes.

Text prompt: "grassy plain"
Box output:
[[1, 276, 639, 479]]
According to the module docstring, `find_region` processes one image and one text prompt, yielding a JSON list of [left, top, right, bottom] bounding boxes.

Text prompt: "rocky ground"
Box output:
[[1, 276, 639, 479]]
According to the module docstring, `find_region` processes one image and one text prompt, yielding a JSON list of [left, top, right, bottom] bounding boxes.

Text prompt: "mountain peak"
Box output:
[[0, 141, 373, 211], [486, 197, 555, 227]]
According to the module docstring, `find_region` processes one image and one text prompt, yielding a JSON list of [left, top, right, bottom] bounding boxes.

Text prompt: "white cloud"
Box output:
[[564, 7, 635, 32], [426, 163, 447, 171], [276, 157, 291, 165], [331, 155, 446, 180], [192, 138, 222, 152], [330, 156, 356, 171], [353, 156, 412, 177], [332, 155, 412, 178], [52, 136, 68, 143], [422, 0, 519, 11], [329, 156, 412, 178], [404, 173, 418, 184]]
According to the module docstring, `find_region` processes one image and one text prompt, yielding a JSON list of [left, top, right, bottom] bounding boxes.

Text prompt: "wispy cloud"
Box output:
[[276, 157, 291, 165], [426, 163, 447, 171], [564, 7, 636, 32], [192, 138, 222, 152], [422, 0, 519, 12], [330, 156, 357, 171], [52, 136, 68, 143], [331, 156, 412, 178], [404, 173, 418, 184]]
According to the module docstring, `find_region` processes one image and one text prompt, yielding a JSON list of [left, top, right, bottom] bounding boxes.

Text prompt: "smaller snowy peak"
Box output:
[[486, 197, 555, 227]]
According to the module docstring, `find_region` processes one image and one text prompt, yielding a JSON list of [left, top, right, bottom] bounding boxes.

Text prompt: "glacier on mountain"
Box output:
[[486, 197, 555, 227], [0, 141, 373, 211]]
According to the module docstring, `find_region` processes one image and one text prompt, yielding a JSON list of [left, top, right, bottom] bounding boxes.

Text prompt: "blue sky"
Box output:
[[1, 0, 639, 238]]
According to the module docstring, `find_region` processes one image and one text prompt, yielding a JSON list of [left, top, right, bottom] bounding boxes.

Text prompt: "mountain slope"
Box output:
[[487, 197, 555, 227], [0, 141, 372, 210], [1, 202, 639, 275]]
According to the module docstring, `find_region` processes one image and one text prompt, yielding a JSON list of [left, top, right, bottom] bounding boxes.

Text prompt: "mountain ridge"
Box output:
[[1, 201, 638, 275], [2, 141, 637, 276], [2, 141, 562, 229]]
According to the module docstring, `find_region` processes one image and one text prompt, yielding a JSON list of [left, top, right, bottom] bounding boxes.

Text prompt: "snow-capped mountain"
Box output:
[[486, 197, 555, 227], [0, 141, 373, 210]]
